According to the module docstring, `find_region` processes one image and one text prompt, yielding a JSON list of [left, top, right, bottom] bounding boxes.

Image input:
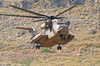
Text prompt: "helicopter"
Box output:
[[0, 5, 76, 50]]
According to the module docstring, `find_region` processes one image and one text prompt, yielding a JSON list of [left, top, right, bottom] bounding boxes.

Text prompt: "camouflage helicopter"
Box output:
[[0, 5, 76, 50]]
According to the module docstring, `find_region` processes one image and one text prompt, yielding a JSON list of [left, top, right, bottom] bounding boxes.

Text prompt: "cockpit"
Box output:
[[52, 19, 70, 26], [57, 23, 68, 25]]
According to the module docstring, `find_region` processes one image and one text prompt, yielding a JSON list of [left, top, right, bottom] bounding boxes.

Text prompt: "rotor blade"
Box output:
[[33, 19, 48, 22], [56, 6, 76, 17], [0, 14, 46, 18], [10, 5, 48, 17], [60, 15, 88, 19], [60, 15, 92, 19], [15, 27, 33, 30]]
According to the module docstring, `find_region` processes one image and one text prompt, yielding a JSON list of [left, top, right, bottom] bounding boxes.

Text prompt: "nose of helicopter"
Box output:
[[58, 26, 69, 35], [58, 26, 69, 40]]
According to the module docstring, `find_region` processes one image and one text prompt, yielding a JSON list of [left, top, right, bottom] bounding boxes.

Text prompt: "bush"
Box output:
[[97, 45, 100, 48], [41, 48, 50, 53], [19, 58, 33, 66]]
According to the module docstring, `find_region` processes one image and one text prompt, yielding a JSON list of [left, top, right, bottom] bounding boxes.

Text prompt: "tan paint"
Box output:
[[33, 24, 74, 47], [30, 33, 42, 43], [16, 21, 74, 47]]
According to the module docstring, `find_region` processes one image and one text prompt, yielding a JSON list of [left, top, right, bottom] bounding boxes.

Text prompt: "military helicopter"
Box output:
[[0, 5, 76, 50]]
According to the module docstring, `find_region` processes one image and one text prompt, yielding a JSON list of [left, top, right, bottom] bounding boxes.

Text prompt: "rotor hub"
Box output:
[[48, 16, 61, 20]]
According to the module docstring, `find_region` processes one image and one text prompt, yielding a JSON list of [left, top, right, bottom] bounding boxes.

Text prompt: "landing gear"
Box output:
[[60, 34, 65, 40], [35, 44, 40, 49], [68, 34, 72, 39], [57, 44, 62, 50]]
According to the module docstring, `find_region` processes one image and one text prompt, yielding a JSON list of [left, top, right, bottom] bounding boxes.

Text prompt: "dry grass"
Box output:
[[0, 4, 99, 66]]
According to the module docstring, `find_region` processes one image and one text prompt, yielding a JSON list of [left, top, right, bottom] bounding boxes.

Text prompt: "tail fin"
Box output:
[[15, 27, 37, 37]]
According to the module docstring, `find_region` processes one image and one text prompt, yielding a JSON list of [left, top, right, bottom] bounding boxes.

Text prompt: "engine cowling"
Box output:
[[40, 23, 49, 29]]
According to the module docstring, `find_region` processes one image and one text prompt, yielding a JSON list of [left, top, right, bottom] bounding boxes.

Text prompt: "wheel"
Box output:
[[68, 34, 71, 39], [38, 45, 40, 49], [60, 34, 65, 40], [57, 45, 62, 50], [59, 46, 62, 50], [36, 45, 38, 49], [36, 44, 40, 49]]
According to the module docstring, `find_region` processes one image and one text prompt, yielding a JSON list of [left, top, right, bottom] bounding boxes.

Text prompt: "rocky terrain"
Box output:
[[0, 0, 100, 66]]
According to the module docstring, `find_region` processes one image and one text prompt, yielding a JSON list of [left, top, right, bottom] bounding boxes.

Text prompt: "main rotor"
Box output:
[[0, 5, 77, 32], [0, 5, 76, 22]]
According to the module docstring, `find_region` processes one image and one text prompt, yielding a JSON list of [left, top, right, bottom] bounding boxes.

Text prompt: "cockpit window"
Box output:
[[57, 23, 68, 25], [57, 23, 64, 24]]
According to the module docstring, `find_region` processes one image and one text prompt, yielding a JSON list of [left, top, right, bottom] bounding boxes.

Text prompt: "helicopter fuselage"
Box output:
[[34, 22, 75, 47], [0, 5, 76, 49]]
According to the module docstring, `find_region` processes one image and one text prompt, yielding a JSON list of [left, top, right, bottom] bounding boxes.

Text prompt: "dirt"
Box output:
[[0, 3, 100, 66]]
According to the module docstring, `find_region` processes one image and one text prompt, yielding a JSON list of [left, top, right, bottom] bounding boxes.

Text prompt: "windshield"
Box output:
[[57, 23, 68, 25]]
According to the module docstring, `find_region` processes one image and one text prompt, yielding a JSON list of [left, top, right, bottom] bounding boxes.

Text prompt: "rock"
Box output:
[[2, 0, 23, 8], [89, 64, 95, 66], [97, 6, 100, 12], [78, 52, 82, 56], [0, 64, 4, 66], [66, 50, 70, 53], [17, 30, 26, 37], [6, 64, 11, 66], [77, 59, 82, 62], [87, 30, 97, 34], [85, 0, 95, 4], [81, 49, 87, 52]]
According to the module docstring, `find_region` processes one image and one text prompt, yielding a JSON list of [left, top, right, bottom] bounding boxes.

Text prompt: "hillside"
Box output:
[[0, 0, 99, 8], [0, 0, 100, 66]]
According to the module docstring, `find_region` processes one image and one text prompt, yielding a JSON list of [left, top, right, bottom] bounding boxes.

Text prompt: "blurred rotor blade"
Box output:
[[56, 6, 76, 17], [33, 19, 48, 22], [60, 15, 87, 19], [0, 14, 46, 18], [15, 27, 33, 30], [10, 5, 48, 17], [60, 15, 94, 20]]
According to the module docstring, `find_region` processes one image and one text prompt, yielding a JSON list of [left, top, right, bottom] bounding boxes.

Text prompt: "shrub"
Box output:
[[19, 58, 33, 66], [41, 48, 50, 53], [97, 45, 100, 48]]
